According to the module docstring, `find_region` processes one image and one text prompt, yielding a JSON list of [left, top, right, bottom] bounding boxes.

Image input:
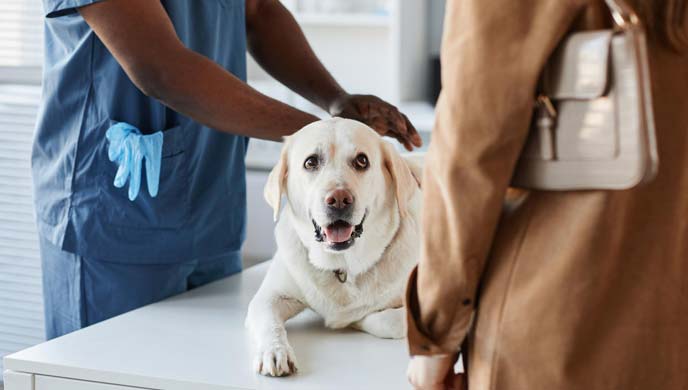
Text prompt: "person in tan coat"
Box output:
[[405, 0, 688, 389]]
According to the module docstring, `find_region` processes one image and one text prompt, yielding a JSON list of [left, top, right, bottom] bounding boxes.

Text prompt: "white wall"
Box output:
[[242, 171, 277, 268], [428, 0, 446, 55]]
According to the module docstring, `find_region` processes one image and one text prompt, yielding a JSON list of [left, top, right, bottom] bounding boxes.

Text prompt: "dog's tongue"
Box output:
[[325, 223, 354, 243]]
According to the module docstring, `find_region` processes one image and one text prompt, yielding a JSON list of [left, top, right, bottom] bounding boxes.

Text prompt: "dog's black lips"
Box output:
[[312, 219, 325, 242], [312, 211, 367, 251]]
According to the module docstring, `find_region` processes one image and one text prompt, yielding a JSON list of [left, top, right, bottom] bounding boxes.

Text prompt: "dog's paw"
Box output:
[[254, 342, 298, 377], [382, 318, 407, 339], [373, 314, 406, 339], [355, 307, 407, 339]]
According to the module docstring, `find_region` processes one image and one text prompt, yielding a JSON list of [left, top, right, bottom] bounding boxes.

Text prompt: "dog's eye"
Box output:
[[353, 153, 369, 171], [303, 155, 320, 171]]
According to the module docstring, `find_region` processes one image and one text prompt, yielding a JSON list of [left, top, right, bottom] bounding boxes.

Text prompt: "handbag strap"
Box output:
[[604, 0, 642, 29]]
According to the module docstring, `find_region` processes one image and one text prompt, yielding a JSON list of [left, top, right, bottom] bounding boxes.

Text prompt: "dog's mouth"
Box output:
[[312, 213, 366, 251]]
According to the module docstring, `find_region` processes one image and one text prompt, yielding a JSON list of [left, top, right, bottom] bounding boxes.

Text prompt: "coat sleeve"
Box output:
[[405, 0, 591, 356]]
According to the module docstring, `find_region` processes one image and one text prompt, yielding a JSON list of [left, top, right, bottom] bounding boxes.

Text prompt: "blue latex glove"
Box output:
[[106, 122, 163, 201]]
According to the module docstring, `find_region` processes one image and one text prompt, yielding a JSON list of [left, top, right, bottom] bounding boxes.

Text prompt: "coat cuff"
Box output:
[[405, 266, 472, 356]]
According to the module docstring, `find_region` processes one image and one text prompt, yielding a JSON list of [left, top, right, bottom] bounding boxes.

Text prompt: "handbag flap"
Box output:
[[543, 30, 614, 99]]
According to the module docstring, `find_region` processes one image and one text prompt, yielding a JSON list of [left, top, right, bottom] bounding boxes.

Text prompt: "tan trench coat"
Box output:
[[405, 0, 688, 389]]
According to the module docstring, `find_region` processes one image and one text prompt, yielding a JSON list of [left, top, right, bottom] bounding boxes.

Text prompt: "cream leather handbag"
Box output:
[[512, 0, 658, 190]]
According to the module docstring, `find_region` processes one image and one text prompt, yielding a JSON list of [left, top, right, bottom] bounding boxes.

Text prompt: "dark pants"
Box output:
[[39, 236, 242, 340]]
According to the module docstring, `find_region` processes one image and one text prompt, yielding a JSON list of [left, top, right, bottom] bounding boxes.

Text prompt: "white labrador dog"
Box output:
[[245, 118, 421, 377]]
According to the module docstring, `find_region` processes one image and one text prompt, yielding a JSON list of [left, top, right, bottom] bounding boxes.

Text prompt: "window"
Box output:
[[0, 0, 46, 379], [0, 0, 43, 83]]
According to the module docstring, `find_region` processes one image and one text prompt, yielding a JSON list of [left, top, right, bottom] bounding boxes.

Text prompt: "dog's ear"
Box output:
[[264, 142, 289, 221], [382, 142, 418, 217], [402, 155, 423, 188]]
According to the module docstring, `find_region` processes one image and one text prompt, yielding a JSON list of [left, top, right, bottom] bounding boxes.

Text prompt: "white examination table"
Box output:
[[3, 261, 411, 390]]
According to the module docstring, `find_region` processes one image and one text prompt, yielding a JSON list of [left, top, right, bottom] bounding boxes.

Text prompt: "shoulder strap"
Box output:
[[604, 0, 642, 29]]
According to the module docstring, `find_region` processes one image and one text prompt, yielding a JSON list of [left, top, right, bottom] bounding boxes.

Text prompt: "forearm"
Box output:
[[247, 0, 346, 113], [79, 0, 318, 141], [143, 46, 318, 141]]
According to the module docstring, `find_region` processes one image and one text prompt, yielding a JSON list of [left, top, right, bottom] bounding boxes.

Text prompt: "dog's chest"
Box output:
[[303, 269, 374, 306], [293, 265, 404, 326], [275, 207, 418, 327]]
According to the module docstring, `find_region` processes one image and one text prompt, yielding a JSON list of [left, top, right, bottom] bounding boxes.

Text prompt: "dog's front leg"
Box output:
[[246, 266, 305, 376], [352, 307, 407, 339], [246, 293, 304, 376]]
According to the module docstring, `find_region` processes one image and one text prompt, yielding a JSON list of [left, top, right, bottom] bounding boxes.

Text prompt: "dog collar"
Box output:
[[334, 269, 347, 283]]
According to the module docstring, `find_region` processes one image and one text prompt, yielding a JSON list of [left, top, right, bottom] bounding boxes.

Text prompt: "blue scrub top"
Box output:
[[33, 0, 249, 263]]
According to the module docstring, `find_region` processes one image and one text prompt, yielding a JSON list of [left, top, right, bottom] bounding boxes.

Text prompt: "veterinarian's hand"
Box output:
[[329, 94, 422, 151], [407, 354, 465, 390]]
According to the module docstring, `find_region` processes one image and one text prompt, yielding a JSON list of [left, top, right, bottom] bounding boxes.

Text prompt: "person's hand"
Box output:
[[328, 93, 423, 151], [407, 354, 465, 390]]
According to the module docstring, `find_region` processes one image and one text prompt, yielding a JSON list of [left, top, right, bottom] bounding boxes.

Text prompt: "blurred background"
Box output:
[[0, 0, 446, 379]]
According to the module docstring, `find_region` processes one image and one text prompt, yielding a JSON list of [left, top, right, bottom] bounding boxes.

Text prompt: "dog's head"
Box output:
[[265, 118, 418, 254]]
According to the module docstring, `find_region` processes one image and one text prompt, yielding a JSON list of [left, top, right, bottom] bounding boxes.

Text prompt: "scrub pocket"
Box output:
[[100, 123, 190, 229]]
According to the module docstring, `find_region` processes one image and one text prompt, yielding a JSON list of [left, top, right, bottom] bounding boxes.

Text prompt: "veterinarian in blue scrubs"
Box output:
[[35, 0, 421, 339]]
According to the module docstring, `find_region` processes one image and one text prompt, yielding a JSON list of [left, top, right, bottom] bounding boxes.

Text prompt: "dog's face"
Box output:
[[265, 118, 417, 254]]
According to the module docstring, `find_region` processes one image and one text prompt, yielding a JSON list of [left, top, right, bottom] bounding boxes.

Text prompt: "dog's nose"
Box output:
[[325, 189, 354, 210]]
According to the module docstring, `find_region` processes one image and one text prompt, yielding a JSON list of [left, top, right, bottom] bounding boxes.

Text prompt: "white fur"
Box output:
[[245, 118, 421, 377]]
